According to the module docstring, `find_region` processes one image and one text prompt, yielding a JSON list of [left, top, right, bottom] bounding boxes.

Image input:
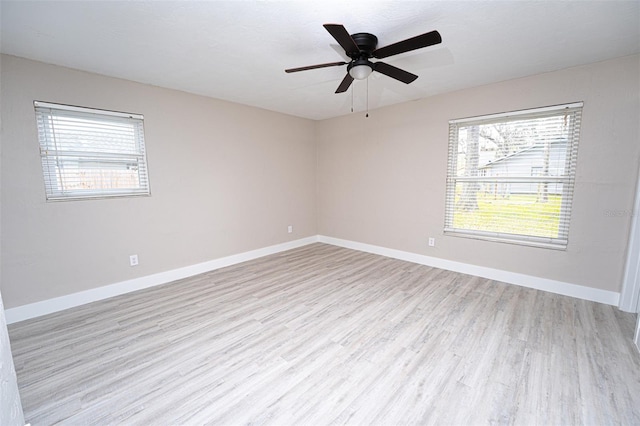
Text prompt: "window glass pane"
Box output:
[[52, 157, 142, 192], [41, 112, 142, 155], [455, 116, 572, 179], [451, 181, 564, 239]]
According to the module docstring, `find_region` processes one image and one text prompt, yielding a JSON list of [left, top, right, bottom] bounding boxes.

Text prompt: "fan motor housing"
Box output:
[[350, 33, 378, 57]]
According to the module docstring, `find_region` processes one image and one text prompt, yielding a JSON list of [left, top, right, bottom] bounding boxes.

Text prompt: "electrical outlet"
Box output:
[[129, 254, 139, 266], [288, 225, 293, 234], [428, 237, 435, 247]]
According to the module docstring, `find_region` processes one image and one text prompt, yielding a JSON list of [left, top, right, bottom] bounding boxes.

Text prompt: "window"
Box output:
[[34, 101, 150, 201], [445, 102, 583, 249]]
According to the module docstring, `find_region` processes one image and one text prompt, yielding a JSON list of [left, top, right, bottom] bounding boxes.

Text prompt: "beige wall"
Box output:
[[2, 53, 639, 310], [1, 55, 317, 309], [317, 55, 640, 293]]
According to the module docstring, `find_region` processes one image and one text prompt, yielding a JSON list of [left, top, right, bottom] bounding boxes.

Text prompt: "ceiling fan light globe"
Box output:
[[349, 64, 373, 80]]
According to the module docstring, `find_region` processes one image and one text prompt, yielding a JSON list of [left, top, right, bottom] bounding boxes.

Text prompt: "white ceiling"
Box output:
[[1, 1, 639, 120]]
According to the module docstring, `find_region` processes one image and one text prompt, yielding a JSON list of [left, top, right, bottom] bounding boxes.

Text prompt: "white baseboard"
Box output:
[[5, 236, 319, 324], [6, 234, 621, 324], [318, 235, 620, 306]]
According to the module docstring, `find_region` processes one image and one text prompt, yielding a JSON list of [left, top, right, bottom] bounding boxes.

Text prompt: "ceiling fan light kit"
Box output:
[[348, 60, 373, 80], [285, 24, 442, 94]]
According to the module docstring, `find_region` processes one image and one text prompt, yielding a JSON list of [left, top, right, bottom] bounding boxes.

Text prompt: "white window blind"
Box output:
[[34, 101, 150, 201], [444, 102, 583, 249]]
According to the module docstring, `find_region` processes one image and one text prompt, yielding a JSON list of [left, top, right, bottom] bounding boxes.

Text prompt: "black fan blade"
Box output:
[[335, 73, 354, 93], [324, 24, 360, 56], [285, 61, 347, 73], [373, 30, 441, 59], [373, 62, 418, 84]]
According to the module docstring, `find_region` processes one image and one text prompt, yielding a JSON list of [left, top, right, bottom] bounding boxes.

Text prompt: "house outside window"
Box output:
[[444, 102, 583, 249], [34, 101, 150, 201]]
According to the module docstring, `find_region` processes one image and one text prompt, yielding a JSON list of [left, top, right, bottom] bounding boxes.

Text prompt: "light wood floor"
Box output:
[[8, 243, 640, 425]]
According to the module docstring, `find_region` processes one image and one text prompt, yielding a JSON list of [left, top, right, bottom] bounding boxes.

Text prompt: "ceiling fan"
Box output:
[[285, 24, 442, 94]]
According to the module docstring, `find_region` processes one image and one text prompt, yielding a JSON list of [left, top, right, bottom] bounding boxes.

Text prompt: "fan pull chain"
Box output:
[[366, 78, 369, 118], [351, 83, 354, 113]]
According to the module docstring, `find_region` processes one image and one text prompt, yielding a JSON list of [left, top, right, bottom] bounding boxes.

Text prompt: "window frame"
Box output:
[[34, 101, 151, 201], [444, 102, 583, 250]]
